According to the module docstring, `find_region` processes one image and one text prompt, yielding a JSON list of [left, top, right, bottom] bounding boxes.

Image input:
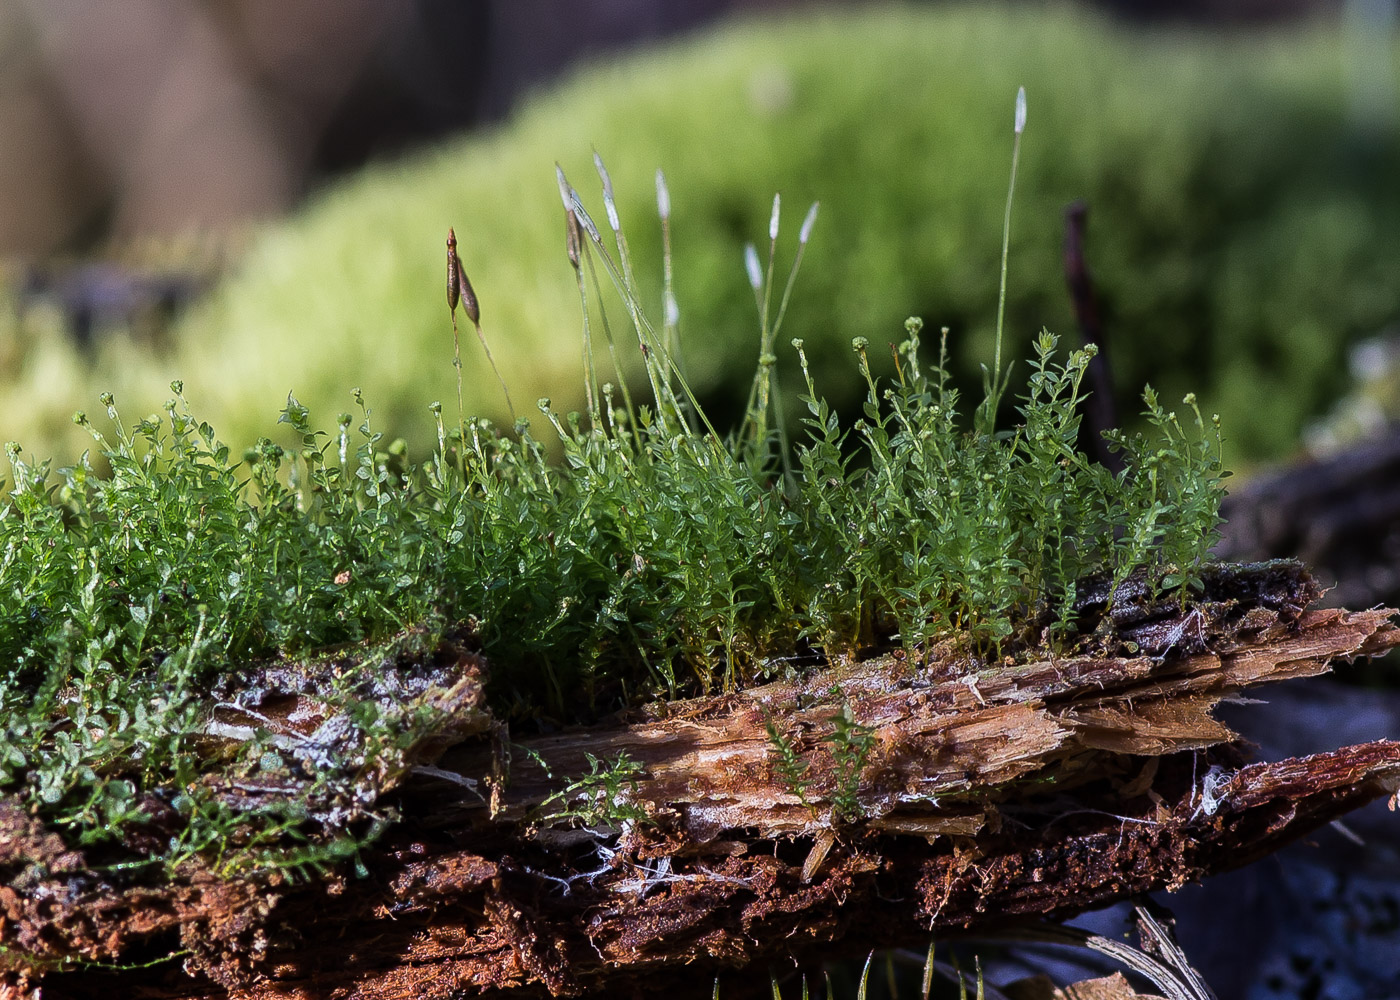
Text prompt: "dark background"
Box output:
[[0, 0, 1341, 257]]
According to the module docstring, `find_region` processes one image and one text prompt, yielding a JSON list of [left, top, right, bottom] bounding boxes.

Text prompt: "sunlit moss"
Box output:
[[0, 306, 1224, 875]]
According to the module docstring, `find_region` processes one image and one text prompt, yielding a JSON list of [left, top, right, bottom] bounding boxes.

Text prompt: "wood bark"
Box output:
[[3, 563, 1399, 999]]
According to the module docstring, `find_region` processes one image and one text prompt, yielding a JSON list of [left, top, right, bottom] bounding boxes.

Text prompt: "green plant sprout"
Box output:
[[0, 109, 1225, 877], [765, 714, 814, 811], [824, 698, 877, 823], [534, 752, 650, 829], [978, 85, 1027, 436]]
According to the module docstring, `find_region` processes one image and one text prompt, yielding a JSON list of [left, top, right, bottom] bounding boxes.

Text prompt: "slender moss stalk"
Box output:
[[446, 228, 467, 447], [656, 168, 684, 382], [979, 86, 1027, 434], [447, 227, 516, 425]]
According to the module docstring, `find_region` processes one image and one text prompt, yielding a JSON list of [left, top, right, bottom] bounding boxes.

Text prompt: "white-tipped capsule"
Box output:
[[664, 290, 680, 327], [593, 152, 613, 198], [555, 164, 573, 211], [744, 243, 763, 290], [769, 193, 781, 242], [593, 152, 621, 232], [1015, 86, 1027, 135], [799, 201, 820, 245], [571, 193, 603, 244], [655, 168, 671, 221]]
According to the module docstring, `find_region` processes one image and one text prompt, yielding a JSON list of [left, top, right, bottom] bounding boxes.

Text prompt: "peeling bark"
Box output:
[[4, 564, 1399, 999]]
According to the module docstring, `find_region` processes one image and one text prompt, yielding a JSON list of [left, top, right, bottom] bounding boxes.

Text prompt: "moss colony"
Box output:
[[0, 274, 1225, 875]]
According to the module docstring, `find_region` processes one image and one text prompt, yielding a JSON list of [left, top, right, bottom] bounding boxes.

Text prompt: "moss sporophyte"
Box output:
[[0, 122, 1226, 877]]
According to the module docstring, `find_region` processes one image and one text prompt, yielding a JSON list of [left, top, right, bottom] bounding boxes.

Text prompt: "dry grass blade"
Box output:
[[986, 915, 1215, 1000]]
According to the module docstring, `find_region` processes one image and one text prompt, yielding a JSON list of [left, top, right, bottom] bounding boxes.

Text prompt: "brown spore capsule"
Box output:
[[565, 210, 582, 270], [458, 259, 480, 326], [447, 228, 461, 313]]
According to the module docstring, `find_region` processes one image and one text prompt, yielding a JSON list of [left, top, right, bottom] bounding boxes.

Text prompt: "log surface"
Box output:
[[4, 565, 1399, 999]]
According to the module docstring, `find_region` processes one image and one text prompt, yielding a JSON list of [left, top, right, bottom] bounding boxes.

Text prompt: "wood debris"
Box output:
[[2, 561, 1398, 998]]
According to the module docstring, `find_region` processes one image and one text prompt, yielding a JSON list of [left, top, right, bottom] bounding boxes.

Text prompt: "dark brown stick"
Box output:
[[1065, 201, 1121, 473]]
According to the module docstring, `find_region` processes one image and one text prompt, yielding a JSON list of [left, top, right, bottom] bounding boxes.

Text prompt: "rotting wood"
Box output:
[[4, 563, 1399, 999], [13, 742, 1395, 1000], [435, 602, 1397, 842]]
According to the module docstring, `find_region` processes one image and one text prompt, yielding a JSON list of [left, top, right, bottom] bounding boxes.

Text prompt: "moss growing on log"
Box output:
[[0, 131, 1395, 996], [0, 294, 1230, 878]]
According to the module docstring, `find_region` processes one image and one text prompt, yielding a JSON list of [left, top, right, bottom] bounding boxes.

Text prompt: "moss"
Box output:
[[0, 294, 1226, 876], [0, 15, 1265, 879], [3, 5, 1397, 467]]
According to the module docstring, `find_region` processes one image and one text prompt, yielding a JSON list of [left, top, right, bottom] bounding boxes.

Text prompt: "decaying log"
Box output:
[[4, 562, 1399, 999], [439, 602, 1397, 843]]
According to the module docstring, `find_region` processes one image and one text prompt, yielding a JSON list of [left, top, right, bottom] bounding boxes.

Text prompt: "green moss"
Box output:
[[823, 700, 877, 824], [0, 75, 1231, 878], [4, 5, 1396, 468], [0, 266, 1225, 874]]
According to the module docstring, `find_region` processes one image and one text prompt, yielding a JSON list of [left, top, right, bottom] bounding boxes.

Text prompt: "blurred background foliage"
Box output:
[[0, 1, 1396, 471]]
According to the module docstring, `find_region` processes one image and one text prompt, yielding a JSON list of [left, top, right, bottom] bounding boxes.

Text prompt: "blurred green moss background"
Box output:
[[2, 3, 1397, 468]]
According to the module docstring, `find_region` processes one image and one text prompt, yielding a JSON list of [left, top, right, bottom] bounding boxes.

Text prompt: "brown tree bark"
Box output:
[[4, 563, 1399, 999]]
